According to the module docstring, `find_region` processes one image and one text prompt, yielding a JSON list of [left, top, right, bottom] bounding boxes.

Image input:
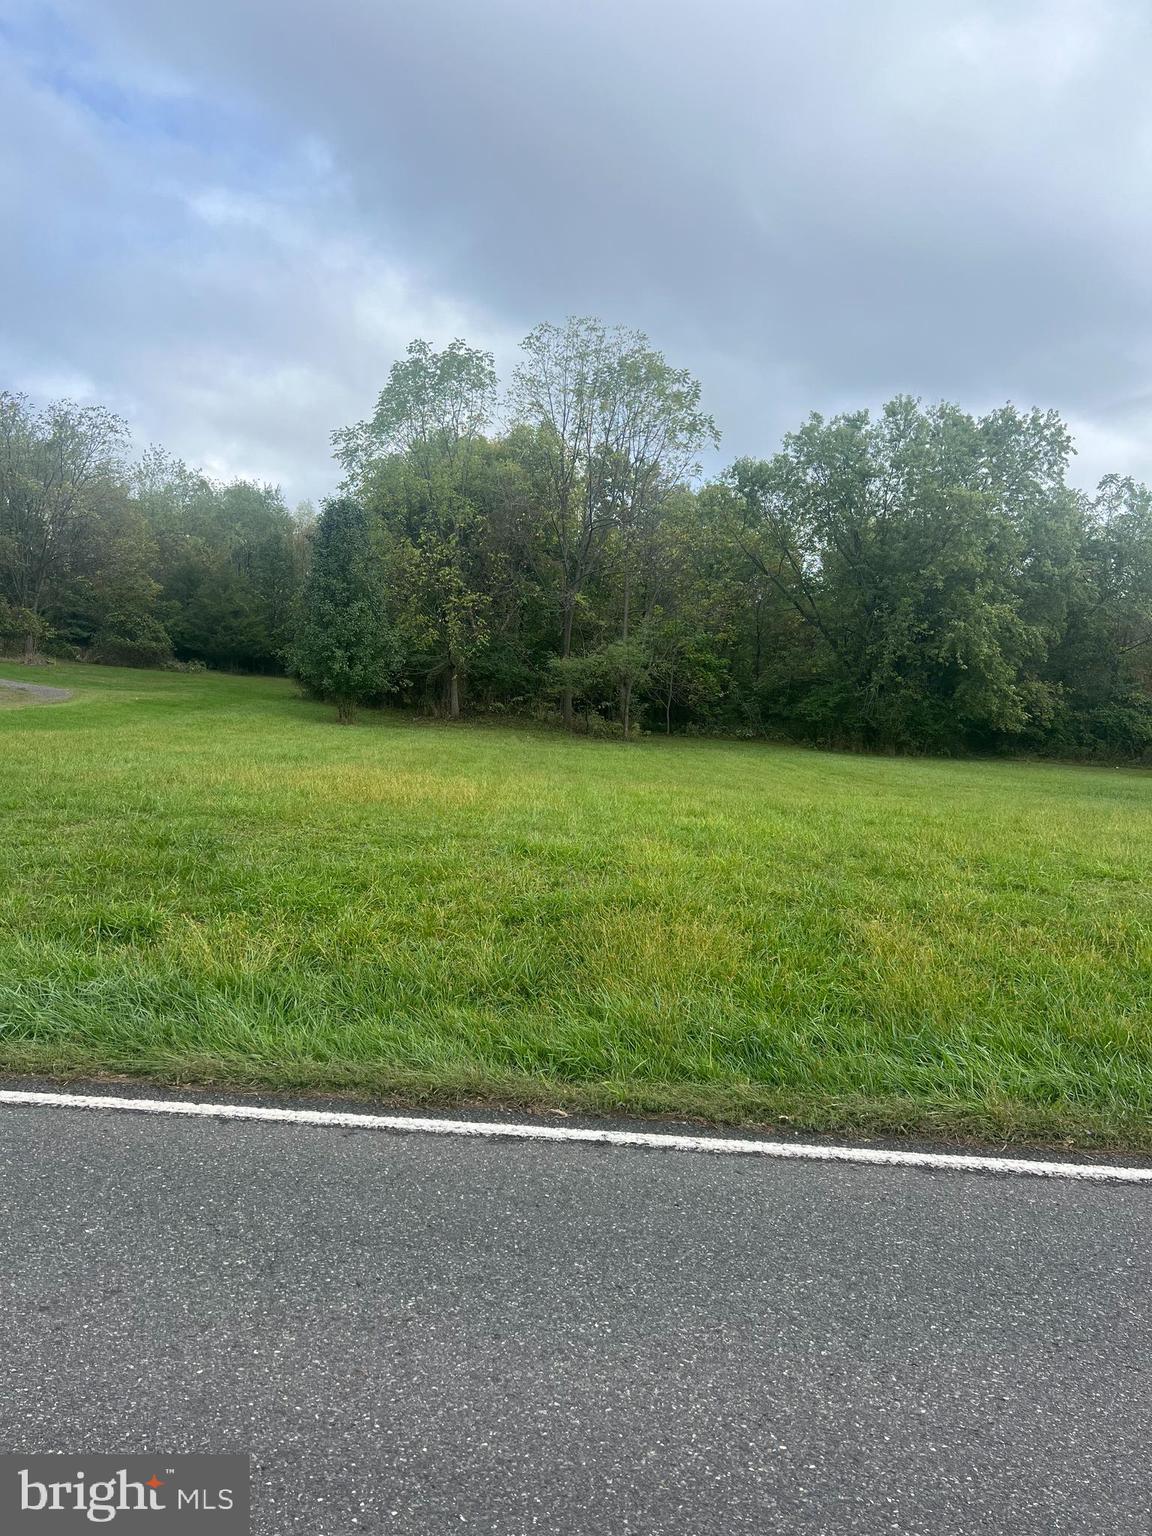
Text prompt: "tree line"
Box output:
[[4, 317, 1152, 756], [0, 396, 308, 674]]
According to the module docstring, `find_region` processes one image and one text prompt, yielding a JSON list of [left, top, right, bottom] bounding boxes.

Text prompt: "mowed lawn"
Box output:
[[1, 663, 1151, 1148]]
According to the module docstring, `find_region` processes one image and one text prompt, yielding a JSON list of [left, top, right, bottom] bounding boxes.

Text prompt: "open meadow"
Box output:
[[1, 663, 1150, 1148]]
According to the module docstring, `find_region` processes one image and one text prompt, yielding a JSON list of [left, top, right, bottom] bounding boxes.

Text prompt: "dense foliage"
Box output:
[[3, 317, 1151, 756], [288, 497, 400, 723], [0, 394, 309, 676]]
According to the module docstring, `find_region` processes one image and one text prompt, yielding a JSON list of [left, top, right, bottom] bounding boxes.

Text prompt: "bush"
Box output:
[[0, 601, 50, 659], [88, 612, 174, 669]]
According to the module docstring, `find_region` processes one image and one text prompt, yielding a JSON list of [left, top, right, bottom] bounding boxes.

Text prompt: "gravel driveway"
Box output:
[[0, 675, 73, 701]]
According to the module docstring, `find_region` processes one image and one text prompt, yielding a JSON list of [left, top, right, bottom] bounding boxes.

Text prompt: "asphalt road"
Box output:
[[0, 1101, 1148, 1535]]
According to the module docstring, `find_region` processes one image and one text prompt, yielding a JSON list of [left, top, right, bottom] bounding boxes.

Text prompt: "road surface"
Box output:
[[0, 1095, 1148, 1534]]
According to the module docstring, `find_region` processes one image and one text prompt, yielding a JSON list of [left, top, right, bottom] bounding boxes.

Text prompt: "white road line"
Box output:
[[1, 1087, 1150, 1184]]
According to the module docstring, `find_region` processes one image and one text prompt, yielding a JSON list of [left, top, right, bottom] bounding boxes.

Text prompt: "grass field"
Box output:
[[1, 662, 1150, 1149]]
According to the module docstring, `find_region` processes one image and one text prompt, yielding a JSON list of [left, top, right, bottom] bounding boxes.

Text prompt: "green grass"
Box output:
[[1, 662, 1150, 1149]]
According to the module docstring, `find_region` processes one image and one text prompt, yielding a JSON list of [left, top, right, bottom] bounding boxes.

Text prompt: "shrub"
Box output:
[[88, 612, 174, 669]]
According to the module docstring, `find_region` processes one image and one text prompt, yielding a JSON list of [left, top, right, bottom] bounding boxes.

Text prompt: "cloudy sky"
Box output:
[[2, 0, 1151, 502]]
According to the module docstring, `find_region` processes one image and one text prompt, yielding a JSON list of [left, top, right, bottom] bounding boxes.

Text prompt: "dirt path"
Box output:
[[0, 676, 74, 702]]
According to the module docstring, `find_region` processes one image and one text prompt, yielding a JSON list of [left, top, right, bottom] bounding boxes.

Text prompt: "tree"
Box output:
[[1091, 474, 1152, 676], [645, 615, 728, 734], [510, 317, 717, 728], [288, 497, 400, 723], [335, 339, 498, 716], [333, 338, 496, 486], [7, 351, 1152, 760], [0, 391, 129, 659], [131, 451, 307, 671], [1033, 473, 1152, 755], [726, 398, 1081, 750]]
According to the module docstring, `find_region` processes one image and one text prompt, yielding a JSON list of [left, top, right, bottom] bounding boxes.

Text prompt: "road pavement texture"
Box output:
[[1, 1099, 1148, 1535]]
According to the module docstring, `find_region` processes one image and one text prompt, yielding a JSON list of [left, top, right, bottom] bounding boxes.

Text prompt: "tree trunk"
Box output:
[[448, 666, 460, 719], [336, 697, 356, 725], [22, 630, 36, 664], [618, 571, 632, 734], [560, 593, 575, 729], [665, 678, 673, 734]]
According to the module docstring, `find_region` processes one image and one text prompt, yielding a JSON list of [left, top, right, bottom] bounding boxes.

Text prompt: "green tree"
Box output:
[[1034, 473, 1152, 755], [335, 339, 498, 715], [131, 450, 306, 671], [510, 317, 717, 728], [288, 497, 400, 723], [728, 398, 1080, 750], [0, 391, 129, 659]]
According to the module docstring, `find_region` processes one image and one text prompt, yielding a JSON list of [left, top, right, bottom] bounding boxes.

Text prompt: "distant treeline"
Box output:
[[0, 404, 307, 675], [3, 317, 1152, 756]]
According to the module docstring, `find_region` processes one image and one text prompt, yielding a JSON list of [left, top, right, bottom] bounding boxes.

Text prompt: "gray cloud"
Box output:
[[4, 0, 1152, 498]]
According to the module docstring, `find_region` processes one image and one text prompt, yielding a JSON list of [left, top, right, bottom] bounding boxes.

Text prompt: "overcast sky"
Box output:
[[2, 0, 1151, 503]]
